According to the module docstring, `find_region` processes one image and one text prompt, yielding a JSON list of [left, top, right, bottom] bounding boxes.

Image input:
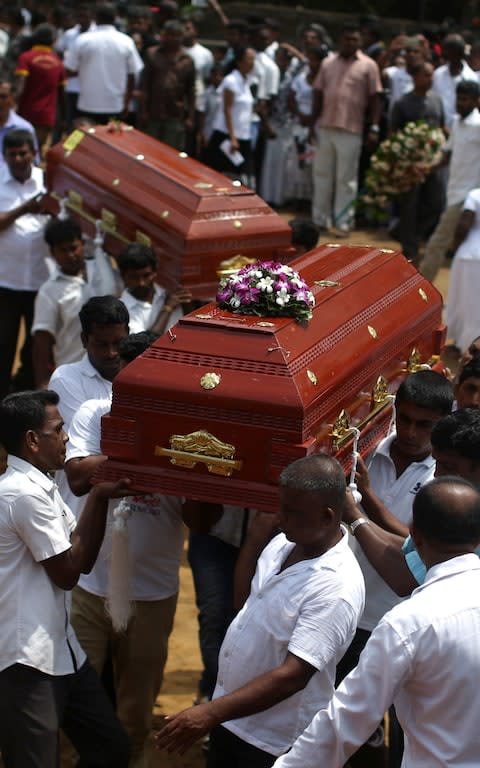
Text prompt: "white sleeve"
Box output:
[[274, 620, 412, 768], [66, 400, 109, 460], [463, 189, 480, 213], [32, 283, 58, 336], [13, 492, 72, 562], [64, 36, 80, 71], [127, 39, 144, 76]]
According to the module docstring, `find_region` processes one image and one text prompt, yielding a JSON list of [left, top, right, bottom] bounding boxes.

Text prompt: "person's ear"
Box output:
[[80, 331, 88, 350], [25, 429, 40, 454]]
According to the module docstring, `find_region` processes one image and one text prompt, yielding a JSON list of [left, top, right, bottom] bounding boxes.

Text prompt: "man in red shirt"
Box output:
[[15, 23, 66, 156]]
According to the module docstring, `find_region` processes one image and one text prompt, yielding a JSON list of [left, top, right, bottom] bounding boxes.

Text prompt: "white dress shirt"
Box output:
[[213, 70, 254, 141], [432, 61, 478, 128], [353, 433, 435, 632], [65, 397, 184, 600], [120, 284, 182, 334], [274, 554, 480, 768], [65, 24, 143, 113], [0, 164, 50, 291], [444, 108, 480, 206], [213, 528, 365, 756], [32, 269, 90, 366], [49, 355, 112, 431], [0, 455, 85, 676]]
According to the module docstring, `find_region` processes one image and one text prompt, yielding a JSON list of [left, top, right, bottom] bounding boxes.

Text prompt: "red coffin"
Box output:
[[45, 125, 293, 299], [97, 244, 445, 511]]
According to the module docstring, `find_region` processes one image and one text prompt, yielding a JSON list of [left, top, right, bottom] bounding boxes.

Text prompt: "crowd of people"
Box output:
[[1, 2, 480, 768]]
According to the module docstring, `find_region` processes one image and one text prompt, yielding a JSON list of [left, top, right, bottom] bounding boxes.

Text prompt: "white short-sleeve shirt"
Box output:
[[0, 165, 50, 291], [432, 61, 478, 128], [353, 432, 435, 632], [274, 554, 480, 768], [213, 528, 365, 756], [65, 397, 184, 600], [32, 269, 90, 366], [0, 455, 85, 675], [212, 70, 254, 140], [65, 24, 143, 114], [444, 108, 480, 206], [120, 284, 182, 334], [49, 355, 113, 432]]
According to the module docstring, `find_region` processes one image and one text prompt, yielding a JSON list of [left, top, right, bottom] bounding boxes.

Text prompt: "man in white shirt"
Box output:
[[0, 128, 49, 399], [0, 79, 38, 162], [432, 33, 477, 129], [116, 243, 190, 335], [65, 2, 142, 123], [55, 4, 94, 130], [49, 294, 129, 431], [64, 332, 185, 768], [419, 80, 480, 282], [157, 454, 365, 767], [0, 389, 130, 766], [273, 477, 480, 768]]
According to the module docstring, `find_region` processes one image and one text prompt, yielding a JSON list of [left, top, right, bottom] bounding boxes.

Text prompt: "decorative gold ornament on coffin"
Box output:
[[155, 430, 243, 476], [331, 375, 392, 451], [407, 347, 422, 373], [217, 254, 256, 279]]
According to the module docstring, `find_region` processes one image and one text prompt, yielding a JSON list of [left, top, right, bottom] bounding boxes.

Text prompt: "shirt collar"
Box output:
[[375, 431, 435, 469], [7, 454, 56, 493], [80, 354, 109, 381], [414, 552, 480, 594]]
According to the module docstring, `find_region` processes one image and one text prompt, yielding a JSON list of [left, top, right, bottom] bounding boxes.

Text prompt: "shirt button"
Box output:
[[237, 624, 243, 630], [224, 651, 230, 658]]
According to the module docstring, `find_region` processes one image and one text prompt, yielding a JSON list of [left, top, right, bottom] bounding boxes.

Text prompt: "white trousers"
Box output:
[[312, 127, 362, 230]]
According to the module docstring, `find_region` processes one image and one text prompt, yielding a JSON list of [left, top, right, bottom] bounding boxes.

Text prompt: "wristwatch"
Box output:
[[349, 517, 370, 536]]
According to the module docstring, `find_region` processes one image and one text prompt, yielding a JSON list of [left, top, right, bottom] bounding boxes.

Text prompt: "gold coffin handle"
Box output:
[[331, 376, 394, 452], [155, 429, 243, 477]]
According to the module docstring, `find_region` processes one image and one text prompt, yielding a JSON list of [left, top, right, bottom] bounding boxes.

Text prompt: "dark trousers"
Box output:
[[0, 661, 129, 768], [207, 725, 276, 768], [0, 287, 36, 399], [188, 533, 239, 699], [397, 169, 445, 265]]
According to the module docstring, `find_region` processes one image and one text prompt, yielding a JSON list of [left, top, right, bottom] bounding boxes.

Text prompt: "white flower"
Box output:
[[254, 270, 263, 278], [230, 295, 241, 308], [257, 276, 275, 292], [276, 295, 290, 306]]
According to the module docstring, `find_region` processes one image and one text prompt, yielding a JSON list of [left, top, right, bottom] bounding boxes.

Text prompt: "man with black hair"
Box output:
[[141, 19, 195, 150], [15, 23, 66, 154], [344, 407, 480, 598], [420, 80, 480, 282], [64, 331, 185, 768], [49, 295, 129, 431], [0, 79, 38, 163], [311, 24, 382, 236], [65, 2, 143, 124], [117, 243, 191, 334], [455, 357, 480, 408], [288, 218, 320, 256], [336, 370, 452, 760], [0, 389, 130, 767], [0, 128, 49, 399], [432, 33, 477, 129], [274, 477, 480, 768], [156, 455, 365, 767]]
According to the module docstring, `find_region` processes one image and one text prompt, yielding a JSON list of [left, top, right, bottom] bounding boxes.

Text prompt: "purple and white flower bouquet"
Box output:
[[216, 261, 315, 321]]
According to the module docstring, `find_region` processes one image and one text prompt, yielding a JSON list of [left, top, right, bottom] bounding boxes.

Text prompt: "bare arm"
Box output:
[[0, 195, 45, 232], [453, 209, 475, 252], [32, 330, 55, 389], [355, 455, 409, 538], [149, 287, 192, 336], [223, 87, 238, 151], [343, 491, 417, 596], [156, 652, 315, 755], [41, 478, 130, 590], [64, 454, 108, 497]]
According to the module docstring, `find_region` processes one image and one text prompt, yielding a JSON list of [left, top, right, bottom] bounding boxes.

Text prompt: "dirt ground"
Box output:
[[147, 225, 452, 768]]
